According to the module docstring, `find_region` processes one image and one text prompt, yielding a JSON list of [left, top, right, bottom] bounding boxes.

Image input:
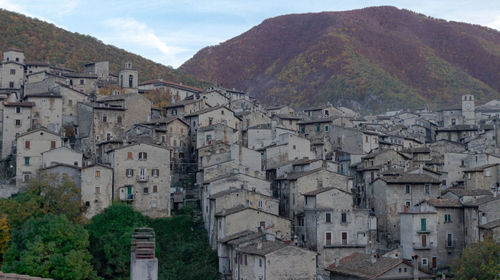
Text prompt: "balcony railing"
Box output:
[[120, 194, 134, 201], [136, 175, 149, 182]]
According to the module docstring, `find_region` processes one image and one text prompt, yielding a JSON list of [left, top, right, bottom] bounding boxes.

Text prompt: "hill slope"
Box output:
[[0, 9, 209, 88], [181, 6, 500, 112]]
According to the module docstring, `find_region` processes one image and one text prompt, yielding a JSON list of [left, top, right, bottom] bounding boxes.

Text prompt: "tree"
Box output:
[[0, 214, 10, 263], [2, 215, 100, 280], [452, 236, 500, 280], [0, 176, 83, 229], [86, 203, 148, 280]]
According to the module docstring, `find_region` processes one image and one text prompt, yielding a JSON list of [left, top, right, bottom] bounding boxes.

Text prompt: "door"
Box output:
[[432, 257, 437, 269], [422, 234, 427, 247], [127, 186, 133, 200], [342, 232, 348, 245]]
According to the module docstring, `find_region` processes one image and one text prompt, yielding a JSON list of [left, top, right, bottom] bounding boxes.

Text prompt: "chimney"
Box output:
[[257, 240, 262, 250], [130, 228, 158, 280]]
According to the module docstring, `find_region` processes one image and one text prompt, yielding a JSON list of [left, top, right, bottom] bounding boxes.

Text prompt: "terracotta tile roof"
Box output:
[[302, 187, 352, 196], [380, 173, 440, 184], [461, 196, 499, 207], [3, 101, 34, 107], [326, 253, 402, 278]]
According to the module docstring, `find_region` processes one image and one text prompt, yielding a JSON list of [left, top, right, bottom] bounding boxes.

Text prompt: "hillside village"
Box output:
[[0, 48, 499, 279]]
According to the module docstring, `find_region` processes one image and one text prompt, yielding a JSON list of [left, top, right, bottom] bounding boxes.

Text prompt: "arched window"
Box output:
[[129, 75, 133, 88], [120, 75, 123, 87]]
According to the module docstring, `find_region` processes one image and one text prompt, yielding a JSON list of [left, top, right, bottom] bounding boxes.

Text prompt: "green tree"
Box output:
[[2, 215, 100, 280], [86, 203, 148, 280], [150, 207, 218, 280], [452, 236, 500, 280], [0, 176, 83, 229]]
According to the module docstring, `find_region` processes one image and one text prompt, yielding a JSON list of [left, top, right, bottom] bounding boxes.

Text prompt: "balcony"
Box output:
[[120, 194, 134, 201], [413, 241, 433, 250], [417, 228, 431, 234], [136, 175, 149, 182]]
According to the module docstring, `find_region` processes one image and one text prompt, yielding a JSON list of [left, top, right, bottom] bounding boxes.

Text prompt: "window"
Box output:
[[172, 109, 177, 115], [289, 120, 292, 125], [293, 145, 296, 150], [324, 110, 329, 116], [447, 233, 453, 247], [15, 106, 21, 113], [422, 258, 428, 267], [138, 152, 147, 160], [325, 125, 329, 132], [444, 214, 452, 223], [15, 119, 21, 126], [106, 133, 111, 141], [316, 125, 321, 132], [244, 254, 247, 265], [51, 141, 56, 149], [326, 212, 332, 223], [126, 169, 134, 177], [221, 110, 224, 115], [485, 170, 491, 177], [337, 137, 341, 145], [424, 184, 430, 194], [405, 201, 411, 207], [80, 79, 84, 85], [152, 169, 159, 177], [301, 127, 305, 134], [143, 187, 149, 194], [153, 185, 158, 193], [342, 231, 348, 245], [432, 257, 437, 269], [341, 212, 347, 223], [421, 218, 427, 232], [259, 258, 262, 267], [68, 99, 73, 106], [10, 69, 15, 75], [102, 115, 107, 123], [260, 221, 266, 228], [127, 152, 133, 159], [258, 200, 263, 208], [129, 74, 133, 88], [85, 201, 90, 207], [161, 135, 166, 143], [25, 141, 30, 149], [365, 135, 369, 143], [69, 79, 73, 86], [325, 232, 332, 246], [405, 184, 411, 194], [95, 187, 101, 194], [9, 82, 14, 88], [24, 157, 30, 166], [117, 116, 122, 124], [95, 170, 101, 177]]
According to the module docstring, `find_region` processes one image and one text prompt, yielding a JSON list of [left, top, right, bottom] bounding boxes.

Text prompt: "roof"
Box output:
[[25, 61, 49, 66], [4, 101, 34, 107], [218, 230, 260, 243], [209, 188, 274, 200], [62, 72, 98, 79], [463, 163, 499, 172], [275, 114, 301, 120], [82, 163, 112, 170], [297, 117, 336, 125], [96, 92, 138, 102], [184, 105, 234, 118], [326, 253, 404, 279], [24, 91, 62, 98], [401, 147, 431, 154], [479, 219, 500, 230], [214, 205, 248, 217], [462, 196, 499, 207], [238, 240, 288, 256], [17, 127, 60, 139], [426, 198, 462, 208], [276, 168, 325, 180], [162, 98, 205, 108], [379, 173, 441, 184], [302, 187, 352, 196], [139, 79, 202, 93], [443, 187, 493, 198], [41, 163, 81, 171], [436, 124, 478, 132]]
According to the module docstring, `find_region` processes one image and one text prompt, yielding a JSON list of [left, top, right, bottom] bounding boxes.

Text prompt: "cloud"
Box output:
[[102, 17, 188, 67], [486, 15, 500, 31]]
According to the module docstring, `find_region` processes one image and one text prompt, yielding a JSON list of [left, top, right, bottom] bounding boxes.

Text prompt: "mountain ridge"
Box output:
[[0, 9, 210, 89], [180, 6, 500, 112]]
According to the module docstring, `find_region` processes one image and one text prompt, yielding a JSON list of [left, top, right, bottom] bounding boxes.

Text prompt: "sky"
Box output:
[[0, 0, 499, 68]]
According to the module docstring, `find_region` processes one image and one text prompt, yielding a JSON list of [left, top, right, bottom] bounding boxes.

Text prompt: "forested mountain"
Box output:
[[0, 9, 210, 88], [181, 6, 500, 112]]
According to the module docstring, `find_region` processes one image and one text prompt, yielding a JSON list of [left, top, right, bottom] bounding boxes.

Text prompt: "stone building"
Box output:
[[1, 101, 33, 159], [81, 164, 113, 219], [15, 128, 62, 187], [301, 187, 376, 269], [108, 143, 171, 218], [24, 91, 62, 134], [371, 173, 441, 244]]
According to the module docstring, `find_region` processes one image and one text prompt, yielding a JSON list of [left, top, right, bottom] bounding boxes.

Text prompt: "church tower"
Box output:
[[462, 94, 475, 125], [119, 62, 138, 94]]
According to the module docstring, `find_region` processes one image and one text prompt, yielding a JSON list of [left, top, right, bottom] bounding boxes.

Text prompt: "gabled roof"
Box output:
[[276, 168, 327, 181], [238, 240, 288, 256], [302, 187, 352, 196], [162, 98, 206, 108], [442, 187, 493, 198], [184, 105, 235, 118], [326, 253, 432, 279], [82, 163, 112, 170], [426, 198, 462, 208], [463, 163, 499, 172], [139, 79, 202, 93], [377, 173, 440, 184], [40, 163, 81, 171], [3, 101, 34, 107], [17, 127, 60, 139]]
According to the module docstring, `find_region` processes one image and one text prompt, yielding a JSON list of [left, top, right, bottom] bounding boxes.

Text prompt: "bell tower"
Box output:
[[462, 94, 475, 125]]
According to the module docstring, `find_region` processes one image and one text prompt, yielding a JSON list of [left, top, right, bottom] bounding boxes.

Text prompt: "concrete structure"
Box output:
[[130, 228, 158, 280]]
